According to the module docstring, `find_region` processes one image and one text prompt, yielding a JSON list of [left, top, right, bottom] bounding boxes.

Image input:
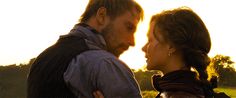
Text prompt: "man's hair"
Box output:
[[79, 0, 144, 22]]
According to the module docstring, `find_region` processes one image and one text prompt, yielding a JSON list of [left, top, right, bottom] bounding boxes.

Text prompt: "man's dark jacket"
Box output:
[[27, 34, 88, 98]]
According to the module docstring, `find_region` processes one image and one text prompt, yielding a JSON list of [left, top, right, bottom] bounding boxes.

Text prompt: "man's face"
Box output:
[[101, 9, 140, 57]]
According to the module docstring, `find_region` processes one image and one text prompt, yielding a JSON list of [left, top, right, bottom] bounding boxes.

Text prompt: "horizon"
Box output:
[[0, 0, 236, 69]]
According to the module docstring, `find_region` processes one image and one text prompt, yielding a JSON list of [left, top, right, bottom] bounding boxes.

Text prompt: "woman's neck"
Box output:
[[162, 54, 189, 75]]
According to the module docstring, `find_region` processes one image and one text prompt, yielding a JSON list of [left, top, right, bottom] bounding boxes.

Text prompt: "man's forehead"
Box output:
[[130, 9, 141, 20], [120, 8, 141, 21]]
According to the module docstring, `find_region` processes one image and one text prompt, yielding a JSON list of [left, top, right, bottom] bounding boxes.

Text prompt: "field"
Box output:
[[142, 87, 236, 98], [214, 87, 236, 98]]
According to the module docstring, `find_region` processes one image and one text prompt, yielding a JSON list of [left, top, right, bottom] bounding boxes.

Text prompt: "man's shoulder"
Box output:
[[80, 50, 117, 61], [72, 50, 122, 66], [68, 49, 132, 74], [77, 50, 131, 70]]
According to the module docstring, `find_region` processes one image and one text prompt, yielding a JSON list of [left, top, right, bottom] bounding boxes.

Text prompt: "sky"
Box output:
[[0, 0, 235, 69]]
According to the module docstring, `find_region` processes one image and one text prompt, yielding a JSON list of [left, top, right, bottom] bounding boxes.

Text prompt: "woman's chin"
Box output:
[[146, 65, 155, 70], [146, 64, 160, 70]]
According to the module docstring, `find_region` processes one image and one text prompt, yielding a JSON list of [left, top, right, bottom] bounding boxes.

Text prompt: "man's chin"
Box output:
[[113, 51, 123, 57], [113, 50, 126, 57], [108, 49, 126, 57]]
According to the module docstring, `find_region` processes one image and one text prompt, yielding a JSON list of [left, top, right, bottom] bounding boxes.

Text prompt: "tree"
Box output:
[[133, 69, 162, 91], [0, 58, 34, 98], [211, 55, 236, 87]]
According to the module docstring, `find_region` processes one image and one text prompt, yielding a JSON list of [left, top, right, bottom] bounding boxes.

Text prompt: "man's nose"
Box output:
[[128, 36, 135, 46], [129, 39, 135, 46], [142, 44, 147, 52]]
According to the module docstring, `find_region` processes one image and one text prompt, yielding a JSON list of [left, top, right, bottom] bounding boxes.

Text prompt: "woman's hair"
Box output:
[[151, 7, 211, 82]]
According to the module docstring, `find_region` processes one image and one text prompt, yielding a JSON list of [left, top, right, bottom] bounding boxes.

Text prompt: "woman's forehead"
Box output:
[[147, 22, 156, 37]]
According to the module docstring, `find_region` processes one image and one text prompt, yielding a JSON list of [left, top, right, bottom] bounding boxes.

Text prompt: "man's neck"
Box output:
[[84, 19, 102, 33]]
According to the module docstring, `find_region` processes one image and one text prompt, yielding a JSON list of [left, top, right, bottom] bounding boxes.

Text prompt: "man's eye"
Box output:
[[127, 25, 133, 31]]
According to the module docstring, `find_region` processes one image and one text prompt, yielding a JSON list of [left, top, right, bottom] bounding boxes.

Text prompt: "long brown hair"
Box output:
[[151, 7, 211, 82]]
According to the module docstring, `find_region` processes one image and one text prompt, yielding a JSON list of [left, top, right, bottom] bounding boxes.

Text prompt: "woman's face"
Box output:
[[142, 22, 170, 70]]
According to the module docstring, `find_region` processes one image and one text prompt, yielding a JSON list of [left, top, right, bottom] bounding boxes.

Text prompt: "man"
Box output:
[[27, 0, 144, 98]]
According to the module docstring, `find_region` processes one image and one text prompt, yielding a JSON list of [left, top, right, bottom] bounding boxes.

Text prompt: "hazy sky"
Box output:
[[0, 0, 235, 69]]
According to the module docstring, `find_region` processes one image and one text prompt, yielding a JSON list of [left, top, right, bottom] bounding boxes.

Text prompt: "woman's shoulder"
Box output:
[[161, 91, 205, 98]]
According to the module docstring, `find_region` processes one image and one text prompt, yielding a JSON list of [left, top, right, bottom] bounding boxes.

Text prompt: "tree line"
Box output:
[[0, 55, 235, 98]]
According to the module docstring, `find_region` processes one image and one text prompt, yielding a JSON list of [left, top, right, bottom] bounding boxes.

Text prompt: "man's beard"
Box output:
[[101, 23, 123, 57]]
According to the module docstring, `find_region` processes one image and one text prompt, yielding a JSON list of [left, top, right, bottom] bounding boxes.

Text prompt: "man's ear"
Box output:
[[96, 7, 107, 25]]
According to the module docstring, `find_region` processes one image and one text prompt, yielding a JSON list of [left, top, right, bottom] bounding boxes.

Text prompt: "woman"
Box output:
[[142, 7, 214, 98], [94, 7, 226, 98]]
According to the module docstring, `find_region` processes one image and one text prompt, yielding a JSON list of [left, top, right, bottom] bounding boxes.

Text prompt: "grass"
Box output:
[[142, 87, 236, 98], [214, 87, 236, 98], [142, 90, 158, 98]]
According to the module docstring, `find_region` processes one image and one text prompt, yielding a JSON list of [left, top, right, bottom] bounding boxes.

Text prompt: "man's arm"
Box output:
[[64, 50, 142, 98], [93, 58, 142, 98]]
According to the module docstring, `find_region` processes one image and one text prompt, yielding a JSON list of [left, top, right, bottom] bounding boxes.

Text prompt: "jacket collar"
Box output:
[[68, 23, 107, 50], [152, 70, 206, 97]]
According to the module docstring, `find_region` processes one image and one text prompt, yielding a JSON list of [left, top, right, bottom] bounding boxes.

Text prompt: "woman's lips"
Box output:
[[145, 55, 148, 59], [145, 56, 148, 62]]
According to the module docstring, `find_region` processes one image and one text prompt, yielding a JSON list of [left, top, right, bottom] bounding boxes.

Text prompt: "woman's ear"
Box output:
[[96, 7, 107, 25], [168, 44, 176, 56]]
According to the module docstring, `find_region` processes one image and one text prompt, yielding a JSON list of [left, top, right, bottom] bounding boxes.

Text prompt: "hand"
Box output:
[[93, 90, 104, 98]]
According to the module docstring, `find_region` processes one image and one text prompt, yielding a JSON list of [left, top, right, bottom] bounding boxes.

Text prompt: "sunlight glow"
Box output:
[[0, 0, 235, 70], [121, 0, 236, 70]]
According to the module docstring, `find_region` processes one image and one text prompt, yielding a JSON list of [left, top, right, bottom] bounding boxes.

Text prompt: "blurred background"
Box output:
[[0, 0, 236, 97]]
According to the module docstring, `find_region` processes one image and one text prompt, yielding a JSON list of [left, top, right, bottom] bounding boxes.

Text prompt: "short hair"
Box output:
[[79, 0, 144, 22], [151, 7, 211, 81]]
